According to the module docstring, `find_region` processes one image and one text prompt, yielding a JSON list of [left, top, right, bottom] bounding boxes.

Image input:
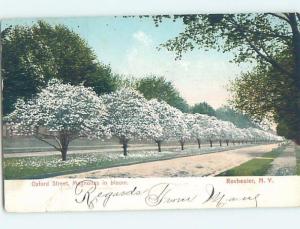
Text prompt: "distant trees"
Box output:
[[6, 79, 110, 161], [215, 106, 258, 129], [2, 21, 118, 115], [191, 102, 216, 116], [135, 75, 189, 112]]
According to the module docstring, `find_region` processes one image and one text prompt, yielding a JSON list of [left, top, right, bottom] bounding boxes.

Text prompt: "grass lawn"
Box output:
[[4, 153, 141, 179], [4, 144, 253, 179], [218, 145, 285, 176], [295, 145, 300, 175]]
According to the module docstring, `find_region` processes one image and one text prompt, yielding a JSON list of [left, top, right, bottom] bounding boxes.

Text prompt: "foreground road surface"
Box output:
[[58, 144, 279, 178]]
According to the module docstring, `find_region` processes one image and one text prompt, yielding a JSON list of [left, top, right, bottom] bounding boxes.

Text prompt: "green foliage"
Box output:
[[229, 49, 293, 121], [190, 102, 215, 116], [113, 74, 138, 88], [154, 13, 294, 68], [2, 21, 118, 115], [230, 50, 300, 140], [135, 75, 189, 112], [215, 106, 258, 128], [152, 13, 300, 142]]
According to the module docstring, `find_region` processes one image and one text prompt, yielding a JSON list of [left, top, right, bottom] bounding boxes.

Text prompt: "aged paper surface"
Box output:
[[2, 13, 300, 212], [4, 177, 300, 212]]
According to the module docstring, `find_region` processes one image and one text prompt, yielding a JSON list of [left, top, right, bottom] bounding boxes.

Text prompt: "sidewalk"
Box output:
[[266, 144, 297, 176]]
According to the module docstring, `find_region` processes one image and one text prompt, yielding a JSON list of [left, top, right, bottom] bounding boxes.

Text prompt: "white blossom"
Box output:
[[102, 88, 162, 155], [6, 79, 110, 160]]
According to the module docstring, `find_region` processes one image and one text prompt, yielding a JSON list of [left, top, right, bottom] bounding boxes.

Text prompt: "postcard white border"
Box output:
[[4, 176, 300, 212]]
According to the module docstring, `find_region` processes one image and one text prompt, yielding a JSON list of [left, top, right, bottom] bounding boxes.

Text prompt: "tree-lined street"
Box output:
[[2, 14, 298, 179]]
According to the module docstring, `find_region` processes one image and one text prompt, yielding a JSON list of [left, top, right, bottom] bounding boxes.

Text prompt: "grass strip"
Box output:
[[219, 145, 285, 176], [295, 145, 300, 175]]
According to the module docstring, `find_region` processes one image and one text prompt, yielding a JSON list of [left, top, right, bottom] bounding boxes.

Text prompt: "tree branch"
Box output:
[[297, 13, 300, 22], [34, 134, 61, 152], [229, 18, 292, 77], [288, 13, 300, 36], [248, 40, 292, 76], [251, 30, 291, 42], [267, 13, 291, 24], [54, 136, 63, 148]]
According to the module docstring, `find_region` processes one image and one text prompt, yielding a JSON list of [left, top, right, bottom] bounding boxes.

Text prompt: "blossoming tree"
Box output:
[[173, 112, 191, 150], [148, 99, 182, 152], [223, 122, 239, 146], [102, 88, 162, 156], [186, 113, 207, 148], [6, 79, 110, 161], [201, 116, 220, 147], [216, 120, 237, 146]]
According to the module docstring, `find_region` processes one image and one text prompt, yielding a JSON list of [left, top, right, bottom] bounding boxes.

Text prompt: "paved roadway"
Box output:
[[57, 144, 280, 178]]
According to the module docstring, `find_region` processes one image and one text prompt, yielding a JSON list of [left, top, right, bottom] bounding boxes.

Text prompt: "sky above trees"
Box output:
[[2, 16, 253, 108]]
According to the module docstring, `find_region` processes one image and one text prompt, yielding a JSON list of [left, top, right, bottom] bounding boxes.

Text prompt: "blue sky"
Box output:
[[2, 16, 250, 108]]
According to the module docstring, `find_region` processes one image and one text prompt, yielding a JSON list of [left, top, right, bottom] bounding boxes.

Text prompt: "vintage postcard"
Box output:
[[1, 13, 300, 212]]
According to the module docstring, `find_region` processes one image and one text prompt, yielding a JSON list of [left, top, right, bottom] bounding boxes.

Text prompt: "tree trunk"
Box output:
[[197, 138, 201, 149], [180, 140, 184, 150], [219, 140, 222, 147], [289, 13, 300, 90], [209, 140, 213, 147], [294, 137, 300, 145], [226, 140, 229, 146], [121, 138, 129, 156], [156, 140, 162, 152], [61, 148, 67, 161], [289, 14, 300, 145], [59, 132, 69, 161]]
